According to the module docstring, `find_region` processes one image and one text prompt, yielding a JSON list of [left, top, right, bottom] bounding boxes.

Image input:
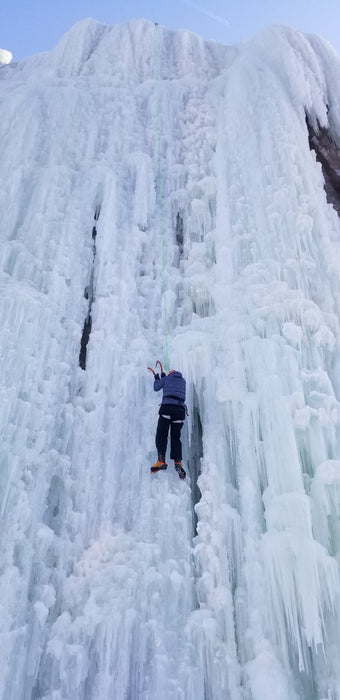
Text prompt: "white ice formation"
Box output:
[[1, 17, 340, 700]]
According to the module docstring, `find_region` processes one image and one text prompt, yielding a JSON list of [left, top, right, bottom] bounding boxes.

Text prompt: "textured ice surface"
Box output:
[[1, 17, 340, 700]]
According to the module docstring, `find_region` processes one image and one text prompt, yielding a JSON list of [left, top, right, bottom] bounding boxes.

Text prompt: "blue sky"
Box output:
[[2, 0, 340, 61]]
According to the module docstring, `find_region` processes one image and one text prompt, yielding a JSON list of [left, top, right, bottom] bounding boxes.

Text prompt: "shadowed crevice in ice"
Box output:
[[43, 475, 66, 536], [287, 645, 318, 700], [79, 315, 92, 371], [187, 394, 203, 534], [79, 206, 100, 370], [176, 212, 184, 258], [306, 114, 340, 216]]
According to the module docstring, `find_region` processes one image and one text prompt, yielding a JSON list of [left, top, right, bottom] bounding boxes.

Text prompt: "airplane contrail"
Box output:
[[180, 0, 230, 28]]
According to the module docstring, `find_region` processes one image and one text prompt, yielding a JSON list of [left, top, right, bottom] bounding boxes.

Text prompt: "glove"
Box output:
[[154, 373, 160, 380], [161, 372, 166, 377]]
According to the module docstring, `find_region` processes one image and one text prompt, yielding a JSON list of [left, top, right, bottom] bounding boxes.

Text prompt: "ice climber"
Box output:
[[151, 369, 186, 479]]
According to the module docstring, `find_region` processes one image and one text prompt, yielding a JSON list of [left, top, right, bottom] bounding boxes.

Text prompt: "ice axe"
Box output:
[[147, 360, 164, 376]]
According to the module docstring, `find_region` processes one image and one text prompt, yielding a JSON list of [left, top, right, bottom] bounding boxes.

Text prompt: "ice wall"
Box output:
[[1, 18, 340, 700]]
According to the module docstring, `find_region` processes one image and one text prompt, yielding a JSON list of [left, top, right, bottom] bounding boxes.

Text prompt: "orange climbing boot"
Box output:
[[174, 461, 186, 479], [151, 456, 168, 473]]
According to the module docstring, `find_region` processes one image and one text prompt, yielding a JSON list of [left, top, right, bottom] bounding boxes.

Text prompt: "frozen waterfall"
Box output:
[[1, 17, 340, 700]]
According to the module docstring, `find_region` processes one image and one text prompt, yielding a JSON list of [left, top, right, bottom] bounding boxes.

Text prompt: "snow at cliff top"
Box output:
[[1, 17, 340, 700]]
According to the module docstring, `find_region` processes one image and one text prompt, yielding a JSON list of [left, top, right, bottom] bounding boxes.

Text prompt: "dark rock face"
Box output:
[[306, 115, 340, 216]]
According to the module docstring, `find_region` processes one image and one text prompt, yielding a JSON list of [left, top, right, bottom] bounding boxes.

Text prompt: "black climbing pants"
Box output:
[[155, 403, 185, 461]]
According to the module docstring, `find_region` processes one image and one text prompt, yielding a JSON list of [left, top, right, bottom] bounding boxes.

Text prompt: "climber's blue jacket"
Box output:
[[154, 371, 186, 406]]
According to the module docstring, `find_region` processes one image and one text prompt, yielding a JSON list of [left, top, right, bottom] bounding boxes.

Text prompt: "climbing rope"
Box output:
[[155, 23, 170, 373]]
